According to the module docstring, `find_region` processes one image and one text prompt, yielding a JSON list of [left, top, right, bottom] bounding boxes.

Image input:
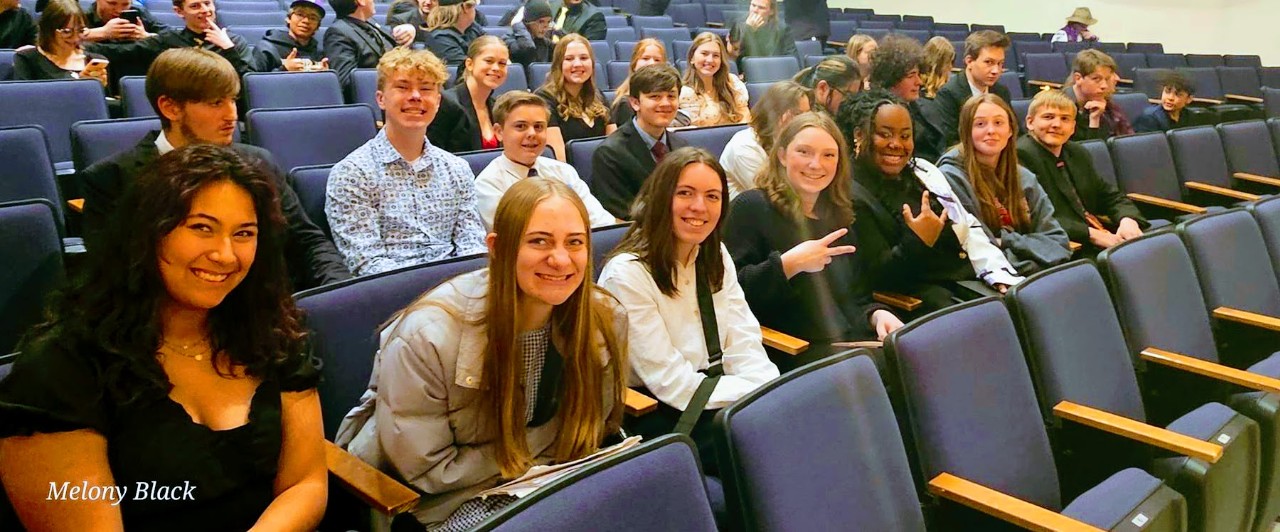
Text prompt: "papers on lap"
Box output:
[[477, 436, 643, 499]]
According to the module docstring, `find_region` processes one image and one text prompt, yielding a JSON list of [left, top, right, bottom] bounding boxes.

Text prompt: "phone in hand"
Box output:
[[86, 58, 110, 71], [119, 9, 141, 24]]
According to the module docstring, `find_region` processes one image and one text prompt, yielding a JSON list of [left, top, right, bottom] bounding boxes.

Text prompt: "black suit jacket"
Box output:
[[548, 0, 606, 41], [933, 72, 1013, 148], [909, 100, 945, 166], [781, 0, 830, 41], [79, 132, 351, 289], [589, 120, 688, 219], [427, 82, 494, 154], [636, 0, 669, 16], [1016, 135, 1147, 245], [325, 17, 396, 94]]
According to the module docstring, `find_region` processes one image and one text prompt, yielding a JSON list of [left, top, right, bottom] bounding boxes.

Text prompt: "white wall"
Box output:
[[828, 0, 1279, 65]]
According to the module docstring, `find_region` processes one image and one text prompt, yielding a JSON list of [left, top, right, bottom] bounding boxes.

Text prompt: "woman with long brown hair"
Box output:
[[610, 37, 667, 125], [536, 33, 615, 160], [936, 93, 1070, 275], [678, 32, 750, 127], [337, 178, 628, 529]]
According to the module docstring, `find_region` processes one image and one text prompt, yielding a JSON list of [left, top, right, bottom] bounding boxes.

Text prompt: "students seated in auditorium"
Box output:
[[85, 0, 260, 77], [720, 80, 810, 197], [1018, 89, 1146, 255], [679, 32, 751, 127], [427, 36, 509, 153], [535, 33, 615, 159], [13, 0, 109, 85], [325, 0, 399, 92], [724, 112, 903, 367], [599, 147, 779, 472], [934, 30, 1012, 148], [327, 48, 487, 276], [840, 90, 1025, 311], [336, 178, 628, 529], [870, 34, 945, 164], [548, 0, 605, 41], [1051, 7, 1098, 43], [1064, 49, 1126, 141], [426, 0, 481, 65], [0, 145, 327, 531], [256, 0, 328, 72], [1134, 70, 1196, 133], [476, 91, 616, 229], [80, 48, 349, 289], [844, 34, 876, 90], [386, 0, 430, 46], [937, 94, 1071, 275], [726, 0, 796, 67], [610, 37, 667, 126], [791, 54, 860, 115], [592, 63, 689, 219], [0, 0, 36, 49], [82, 0, 167, 44], [504, 0, 554, 66], [918, 36, 954, 101]]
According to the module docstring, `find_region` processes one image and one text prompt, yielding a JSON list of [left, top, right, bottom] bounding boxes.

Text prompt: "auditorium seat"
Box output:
[[218, 11, 281, 25], [1009, 98, 1030, 128], [1095, 42, 1127, 54], [0, 199, 64, 356], [855, 20, 892, 30], [1023, 52, 1069, 90], [246, 104, 378, 173], [350, 68, 379, 118], [1052, 41, 1089, 54], [676, 123, 746, 158], [1180, 67, 1261, 121], [969, 23, 1003, 33], [1225, 55, 1263, 69], [591, 222, 630, 279], [1247, 195, 1280, 285], [604, 15, 628, 28], [895, 20, 931, 31], [793, 39, 821, 60], [1265, 88, 1280, 119], [1132, 67, 1169, 99], [1146, 53, 1187, 70], [1185, 54, 1225, 69], [639, 27, 692, 54], [1128, 42, 1164, 54], [228, 25, 273, 45], [1078, 139, 1119, 186], [496, 62, 528, 93], [997, 71, 1023, 99], [604, 27, 636, 46], [1006, 31, 1040, 42], [218, 2, 282, 12], [1218, 120, 1280, 182], [119, 76, 156, 118], [566, 136, 607, 185], [744, 81, 769, 107], [931, 22, 968, 33], [1111, 91, 1149, 125], [931, 29, 966, 42], [1167, 126, 1262, 204], [826, 21, 856, 44], [667, 3, 705, 28], [0, 79, 108, 173], [243, 70, 344, 111], [1261, 67, 1280, 90], [606, 61, 630, 88], [1217, 66, 1265, 102], [0, 126, 72, 232], [1111, 52, 1148, 82], [0, 49, 14, 81], [741, 56, 799, 83], [703, 3, 735, 27], [69, 117, 163, 171], [1109, 132, 1209, 218], [288, 164, 333, 238], [630, 15, 673, 29], [1012, 40, 1051, 70], [895, 29, 930, 44]]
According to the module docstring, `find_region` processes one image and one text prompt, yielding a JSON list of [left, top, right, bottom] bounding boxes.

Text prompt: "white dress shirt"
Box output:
[[599, 244, 779, 411], [474, 154, 616, 230], [719, 127, 766, 198]]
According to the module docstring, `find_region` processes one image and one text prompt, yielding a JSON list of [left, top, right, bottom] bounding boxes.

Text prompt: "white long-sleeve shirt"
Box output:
[[474, 154, 616, 230], [599, 244, 779, 411], [720, 127, 766, 199]]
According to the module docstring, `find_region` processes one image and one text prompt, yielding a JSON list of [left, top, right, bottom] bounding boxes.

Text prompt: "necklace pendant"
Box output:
[[194, 354, 204, 361]]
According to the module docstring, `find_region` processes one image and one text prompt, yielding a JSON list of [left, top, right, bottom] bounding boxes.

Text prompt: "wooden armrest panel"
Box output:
[[1233, 172, 1280, 187], [1126, 193, 1207, 214], [1068, 241, 1082, 253], [927, 473, 1104, 532], [1117, 77, 1134, 85], [1192, 97, 1225, 105], [1213, 307, 1280, 332], [761, 326, 809, 355], [1053, 401, 1222, 463], [67, 198, 84, 212], [1141, 347, 1280, 395], [1184, 181, 1259, 201], [325, 441, 420, 516], [1225, 94, 1264, 104], [826, 40, 845, 47], [831, 340, 884, 349], [707, 22, 725, 28], [624, 388, 657, 416], [1027, 80, 1064, 89], [873, 291, 923, 311]]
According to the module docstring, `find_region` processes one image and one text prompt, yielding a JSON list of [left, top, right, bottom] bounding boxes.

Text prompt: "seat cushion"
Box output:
[[1062, 468, 1165, 529], [704, 475, 726, 528], [1247, 352, 1280, 378]]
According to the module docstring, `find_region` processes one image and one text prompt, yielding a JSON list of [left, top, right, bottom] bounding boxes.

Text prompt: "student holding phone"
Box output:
[[14, 0, 109, 86], [82, 0, 166, 43]]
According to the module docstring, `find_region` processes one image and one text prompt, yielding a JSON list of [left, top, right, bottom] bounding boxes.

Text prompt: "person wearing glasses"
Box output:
[[257, 0, 328, 72], [792, 54, 860, 115], [13, 0, 109, 85]]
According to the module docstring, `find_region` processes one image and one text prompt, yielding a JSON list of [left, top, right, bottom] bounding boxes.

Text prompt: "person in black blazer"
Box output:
[[548, 0, 605, 41], [325, 0, 397, 94], [635, 0, 668, 16], [427, 35, 508, 153], [723, 112, 900, 371], [79, 48, 349, 290], [932, 30, 1012, 149], [781, 0, 828, 42], [590, 64, 688, 219], [870, 34, 945, 165], [1017, 90, 1147, 255]]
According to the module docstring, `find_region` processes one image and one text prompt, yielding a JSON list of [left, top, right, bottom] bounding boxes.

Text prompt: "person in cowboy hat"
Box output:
[[1051, 7, 1098, 43]]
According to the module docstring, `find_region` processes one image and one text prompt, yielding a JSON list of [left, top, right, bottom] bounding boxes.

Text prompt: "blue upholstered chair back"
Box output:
[[1178, 209, 1280, 317], [0, 199, 64, 356], [1167, 126, 1233, 188], [70, 117, 162, 171], [243, 71, 345, 111], [1107, 132, 1185, 202], [246, 104, 378, 174], [1218, 120, 1280, 178]]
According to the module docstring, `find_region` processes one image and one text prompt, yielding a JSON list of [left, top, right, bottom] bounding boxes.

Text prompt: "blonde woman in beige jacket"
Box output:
[[336, 178, 629, 529]]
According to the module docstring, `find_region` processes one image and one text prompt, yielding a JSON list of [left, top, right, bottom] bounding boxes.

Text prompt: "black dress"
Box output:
[[0, 344, 319, 531], [12, 48, 108, 81], [535, 88, 609, 144]]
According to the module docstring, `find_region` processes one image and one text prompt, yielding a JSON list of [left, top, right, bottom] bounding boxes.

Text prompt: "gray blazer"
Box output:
[[335, 269, 625, 525]]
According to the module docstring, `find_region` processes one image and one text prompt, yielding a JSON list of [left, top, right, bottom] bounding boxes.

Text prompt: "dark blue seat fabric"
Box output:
[[1024, 53, 1069, 85], [604, 15, 629, 28], [744, 81, 770, 107], [1129, 42, 1165, 54], [1147, 53, 1188, 69], [713, 353, 926, 532], [566, 136, 607, 185], [1113, 52, 1148, 81], [896, 29, 930, 44], [793, 40, 821, 59], [630, 15, 674, 29], [294, 253, 489, 438], [1167, 126, 1238, 192], [474, 435, 717, 532], [0, 49, 14, 81], [1265, 88, 1280, 119], [1108, 132, 1188, 203], [590, 222, 630, 280], [0, 126, 67, 226], [1010, 98, 1030, 130], [497, 62, 528, 93], [604, 27, 636, 45], [0, 79, 109, 171], [288, 164, 332, 238], [246, 104, 378, 174], [639, 27, 691, 54], [997, 71, 1024, 99], [350, 68, 379, 118], [1077, 139, 1119, 187], [1186, 54, 1225, 69], [856, 20, 893, 30], [676, 123, 746, 158], [741, 56, 800, 83], [1179, 209, 1280, 318], [119, 76, 156, 118], [827, 20, 856, 43], [1095, 42, 1127, 54], [1226, 55, 1263, 68], [1217, 66, 1264, 99], [671, 39, 694, 63], [217, 11, 279, 25], [1133, 68, 1172, 99], [589, 41, 613, 63], [1112, 91, 1149, 125], [1060, 468, 1176, 530], [243, 71, 344, 111], [667, 3, 705, 28], [607, 61, 630, 88], [70, 117, 162, 171], [228, 25, 273, 44], [1248, 196, 1280, 286], [1218, 120, 1280, 179], [1052, 41, 1089, 54], [0, 199, 64, 356]]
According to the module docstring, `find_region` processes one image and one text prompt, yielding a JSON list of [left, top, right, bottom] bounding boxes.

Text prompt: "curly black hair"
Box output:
[[836, 88, 915, 177], [868, 34, 924, 91], [20, 145, 309, 404]]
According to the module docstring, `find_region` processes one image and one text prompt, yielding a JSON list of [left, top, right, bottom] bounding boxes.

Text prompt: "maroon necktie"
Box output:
[[651, 141, 668, 162]]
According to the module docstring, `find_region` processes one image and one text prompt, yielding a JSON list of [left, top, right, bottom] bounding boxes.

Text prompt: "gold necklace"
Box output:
[[161, 338, 211, 361]]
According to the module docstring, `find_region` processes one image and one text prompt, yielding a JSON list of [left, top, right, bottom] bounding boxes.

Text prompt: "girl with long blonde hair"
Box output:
[[678, 32, 751, 126], [536, 33, 615, 160]]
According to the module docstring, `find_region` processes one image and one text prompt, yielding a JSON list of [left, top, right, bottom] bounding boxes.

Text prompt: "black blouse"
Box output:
[[428, 81, 496, 154], [12, 48, 108, 81], [0, 343, 319, 531], [536, 88, 610, 144]]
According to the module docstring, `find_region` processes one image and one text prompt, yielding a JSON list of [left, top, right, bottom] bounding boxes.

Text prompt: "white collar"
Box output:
[[154, 130, 177, 155]]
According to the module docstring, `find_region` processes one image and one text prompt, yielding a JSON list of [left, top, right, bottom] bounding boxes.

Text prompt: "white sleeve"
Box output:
[[473, 167, 505, 231], [559, 164, 618, 227], [1050, 30, 1068, 43], [709, 246, 779, 403]]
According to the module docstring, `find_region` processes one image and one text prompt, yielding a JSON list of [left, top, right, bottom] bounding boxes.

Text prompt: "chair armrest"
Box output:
[[707, 21, 725, 28], [1212, 307, 1280, 332], [672, 22, 687, 27], [826, 40, 846, 48], [1192, 97, 1226, 105], [1233, 172, 1280, 187], [1126, 193, 1207, 214], [1225, 94, 1264, 104], [761, 326, 809, 355], [1052, 401, 1222, 463], [1027, 80, 1064, 89], [624, 388, 658, 416], [831, 340, 884, 349], [1068, 241, 1082, 253], [67, 199, 84, 213], [873, 291, 923, 311], [927, 473, 1105, 532], [1141, 347, 1280, 395], [325, 441, 420, 516], [1184, 181, 1259, 201], [1117, 77, 1134, 85]]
